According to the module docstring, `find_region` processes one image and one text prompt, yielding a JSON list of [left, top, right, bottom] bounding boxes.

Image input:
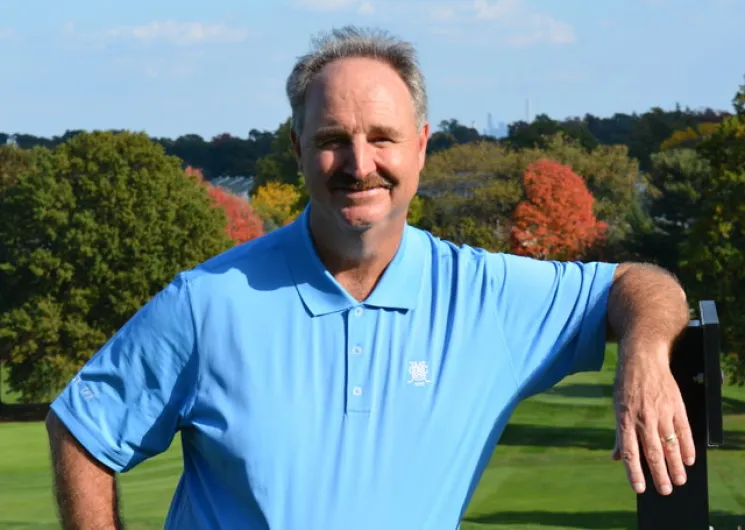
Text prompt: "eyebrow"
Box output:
[[312, 124, 403, 142]]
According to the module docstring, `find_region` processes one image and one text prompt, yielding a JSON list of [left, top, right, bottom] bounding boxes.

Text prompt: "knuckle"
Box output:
[[637, 408, 657, 424], [645, 449, 664, 464]]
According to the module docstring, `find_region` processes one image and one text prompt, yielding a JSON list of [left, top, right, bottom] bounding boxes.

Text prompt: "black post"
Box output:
[[636, 300, 723, 530]]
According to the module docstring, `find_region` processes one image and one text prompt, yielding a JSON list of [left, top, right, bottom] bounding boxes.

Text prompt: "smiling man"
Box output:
[[46, 26, 693, 530]]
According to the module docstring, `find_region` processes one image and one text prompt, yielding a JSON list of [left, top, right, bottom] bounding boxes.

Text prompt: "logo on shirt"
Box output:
[[407, 361, 431, 386]]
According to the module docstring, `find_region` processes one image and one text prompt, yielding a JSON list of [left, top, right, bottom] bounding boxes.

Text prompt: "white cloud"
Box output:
[[358, 1, 375, 14], [472, 0, 521, 20], [504, 12, 576, 47], [428, 6, 457, 21], [105, 21, 249, 46], [112, 53, 204, 80], [426, 0, 576, 48], [0, 28, 17, 40], [295, 0, 375, 14]]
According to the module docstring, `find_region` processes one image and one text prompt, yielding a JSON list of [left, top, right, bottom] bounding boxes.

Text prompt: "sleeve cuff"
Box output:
[[49, 398, 130, 473], [571, 262, 619, 374]]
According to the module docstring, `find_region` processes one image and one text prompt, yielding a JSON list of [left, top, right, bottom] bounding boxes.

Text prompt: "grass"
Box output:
[[1, 345, 744, 530]]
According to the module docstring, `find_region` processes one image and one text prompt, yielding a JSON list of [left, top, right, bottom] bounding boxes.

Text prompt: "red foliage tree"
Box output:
[[510, 158, 606, 261], [185, 165, 264, 245]]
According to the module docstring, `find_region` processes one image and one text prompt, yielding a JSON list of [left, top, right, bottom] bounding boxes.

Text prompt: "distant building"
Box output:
[[211, 175, 254, 199], [482, 113, 508, 139]]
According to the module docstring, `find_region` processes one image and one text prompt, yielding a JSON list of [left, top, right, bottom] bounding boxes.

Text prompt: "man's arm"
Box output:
[[606, 262, 690, 347], [46, 409, 124, 530], [604, 262, 696, 496]]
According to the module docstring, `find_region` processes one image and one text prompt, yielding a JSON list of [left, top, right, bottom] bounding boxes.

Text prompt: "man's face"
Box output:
[[292, 57, 429, 232]]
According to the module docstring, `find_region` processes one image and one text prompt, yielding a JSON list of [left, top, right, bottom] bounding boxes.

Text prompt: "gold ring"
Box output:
[[662, 433, 678, 444]]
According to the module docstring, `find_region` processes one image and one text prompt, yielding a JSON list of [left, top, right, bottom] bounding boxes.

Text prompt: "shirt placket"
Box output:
[[345, 305, 373, 414]]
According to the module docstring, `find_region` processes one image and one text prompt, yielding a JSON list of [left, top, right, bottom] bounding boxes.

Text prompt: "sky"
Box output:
[[1, 0, 743, 140]]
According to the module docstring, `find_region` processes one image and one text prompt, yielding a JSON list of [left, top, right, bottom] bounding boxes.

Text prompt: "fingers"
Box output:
[[621, 404, 696, 496], [674, 403, 696, 467], [619, 421, 646, 494], [640, 421, 673, 495], [658, 416, 686, 489]]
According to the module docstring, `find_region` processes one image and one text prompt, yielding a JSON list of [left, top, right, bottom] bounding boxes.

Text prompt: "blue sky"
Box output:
[[1, 0, 743, 139]]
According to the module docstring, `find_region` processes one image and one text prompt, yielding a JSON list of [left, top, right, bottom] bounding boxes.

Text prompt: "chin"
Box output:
[[337, 206, 392, 231]]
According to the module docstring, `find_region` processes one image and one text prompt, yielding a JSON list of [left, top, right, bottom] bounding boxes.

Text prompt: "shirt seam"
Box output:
[[50, 397, 129, 472], [489, 258, 523, 400], [181, 274, 202, 423]]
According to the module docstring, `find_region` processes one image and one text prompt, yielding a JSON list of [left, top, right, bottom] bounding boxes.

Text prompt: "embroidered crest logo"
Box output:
[[407, 361, 431, 386]]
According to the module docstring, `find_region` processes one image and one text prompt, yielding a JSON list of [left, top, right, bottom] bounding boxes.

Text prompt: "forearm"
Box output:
[[46, 411, 124, 530], [607, 263, 690, 361]]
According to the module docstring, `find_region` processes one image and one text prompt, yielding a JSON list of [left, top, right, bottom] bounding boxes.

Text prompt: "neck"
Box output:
[[308, 207, 406, 301]]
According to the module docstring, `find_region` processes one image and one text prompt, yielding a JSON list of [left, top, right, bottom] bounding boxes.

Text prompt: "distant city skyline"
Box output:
[[1, 0, 742, 139]]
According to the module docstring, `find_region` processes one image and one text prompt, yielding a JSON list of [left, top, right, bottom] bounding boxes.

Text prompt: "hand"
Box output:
[[611, 341, 696, 496]]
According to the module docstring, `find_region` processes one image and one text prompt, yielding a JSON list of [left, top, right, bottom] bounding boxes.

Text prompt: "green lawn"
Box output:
[[1, 346, 744, 530]]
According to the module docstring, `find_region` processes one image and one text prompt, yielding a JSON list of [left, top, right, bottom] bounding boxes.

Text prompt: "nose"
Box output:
[[342, 136, 376, 179]]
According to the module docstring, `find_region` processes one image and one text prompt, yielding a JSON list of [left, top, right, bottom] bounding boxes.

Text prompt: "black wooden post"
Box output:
[[637, 300, 723, 530]]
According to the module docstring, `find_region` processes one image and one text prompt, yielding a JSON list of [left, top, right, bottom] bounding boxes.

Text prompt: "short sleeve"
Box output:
[[488, 253, 618, 399], [49, 273, 199, 473]]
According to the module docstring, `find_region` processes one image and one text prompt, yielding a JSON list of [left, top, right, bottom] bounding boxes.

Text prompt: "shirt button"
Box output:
[[352, 386, 363, 396], [354, 307, 364, 317], [352, 346, 362, 355]]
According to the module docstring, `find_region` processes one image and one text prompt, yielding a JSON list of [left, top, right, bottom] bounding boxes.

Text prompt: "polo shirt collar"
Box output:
[[284, 205, 424, 316]]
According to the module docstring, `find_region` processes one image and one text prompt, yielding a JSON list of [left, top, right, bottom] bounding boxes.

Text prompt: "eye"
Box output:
[[318, 137, 345, 149]]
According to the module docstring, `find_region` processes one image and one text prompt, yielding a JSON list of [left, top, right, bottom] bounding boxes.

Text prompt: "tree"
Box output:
[[627, 148, 711, 274], [679, 94, 745, 384], [0, 143, 32, 194], [0, 132, 234, 402], [186, 165, 264, 244], [252, 119, 302, 190], [507, 114, 599, 152], [251, 180, 306, 230], [426, 119, 490, 154], [206, 184, 264, 244], [519, 134, 641, 260], [510, 159, 606, 261], [418, 135, 637, 259]]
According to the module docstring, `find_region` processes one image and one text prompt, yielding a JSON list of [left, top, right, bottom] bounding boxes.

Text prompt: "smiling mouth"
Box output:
[[333, 184, 390, 192]]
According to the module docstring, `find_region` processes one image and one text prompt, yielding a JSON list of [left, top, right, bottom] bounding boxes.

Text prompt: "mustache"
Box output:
[[328, 172, 394, 191]]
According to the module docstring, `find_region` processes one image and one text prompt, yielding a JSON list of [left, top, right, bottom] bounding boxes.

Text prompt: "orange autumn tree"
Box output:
[[510, 158, 606, 261], [186, 166, 264, 245]]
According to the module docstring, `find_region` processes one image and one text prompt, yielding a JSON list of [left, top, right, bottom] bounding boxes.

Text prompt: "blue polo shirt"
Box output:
[[50, 206, 618, 529]]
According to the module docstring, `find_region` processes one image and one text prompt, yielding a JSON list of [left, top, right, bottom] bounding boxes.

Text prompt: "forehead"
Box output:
[[303, 57, 416, 130]]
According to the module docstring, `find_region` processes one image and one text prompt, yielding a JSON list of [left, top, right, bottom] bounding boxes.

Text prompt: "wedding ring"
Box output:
[[662, 433, 678, 444]]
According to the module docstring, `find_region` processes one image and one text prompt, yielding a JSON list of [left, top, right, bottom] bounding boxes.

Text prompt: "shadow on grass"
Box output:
[[719, 429, 745, 451], [544, 383, 614, 399], [500, 423, 745, 451], [463, 510, 742, 530], [0, 402, 50, 423], [499, 424, 615, 451], [723, 395, 745, 415]]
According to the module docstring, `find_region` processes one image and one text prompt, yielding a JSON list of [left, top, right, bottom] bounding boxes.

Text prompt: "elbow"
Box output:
[[45, 408, 58, 434]]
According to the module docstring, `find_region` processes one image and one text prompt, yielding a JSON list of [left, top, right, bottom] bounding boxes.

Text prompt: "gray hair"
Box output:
[[286, 25, 428, 135]]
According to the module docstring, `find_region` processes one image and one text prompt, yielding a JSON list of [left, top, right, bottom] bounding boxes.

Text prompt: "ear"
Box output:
[[417, 122, 430, 172], [290, 127, 302, 167]]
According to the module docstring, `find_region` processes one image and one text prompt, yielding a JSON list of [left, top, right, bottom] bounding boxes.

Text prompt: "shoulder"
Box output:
[[412, 227, 507, 281], [179, 225, 292, 302], [412, 228, 617, 291]]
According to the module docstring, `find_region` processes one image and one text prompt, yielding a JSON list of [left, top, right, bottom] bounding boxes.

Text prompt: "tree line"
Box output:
[[1, 103, 730, 182], [1, 78, 744, 403]]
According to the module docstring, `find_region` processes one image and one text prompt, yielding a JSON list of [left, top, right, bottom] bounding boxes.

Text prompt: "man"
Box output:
[[46, 26, 694, 529]]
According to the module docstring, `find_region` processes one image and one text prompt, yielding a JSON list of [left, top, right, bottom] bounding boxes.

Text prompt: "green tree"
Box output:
[[680, 85, 745, 384], [253, 119, 302, 190], [0, 132, 233, 402], [418, 135, 640, 259], [628, 148, 711, 273], [251, 180, 306, 230]]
